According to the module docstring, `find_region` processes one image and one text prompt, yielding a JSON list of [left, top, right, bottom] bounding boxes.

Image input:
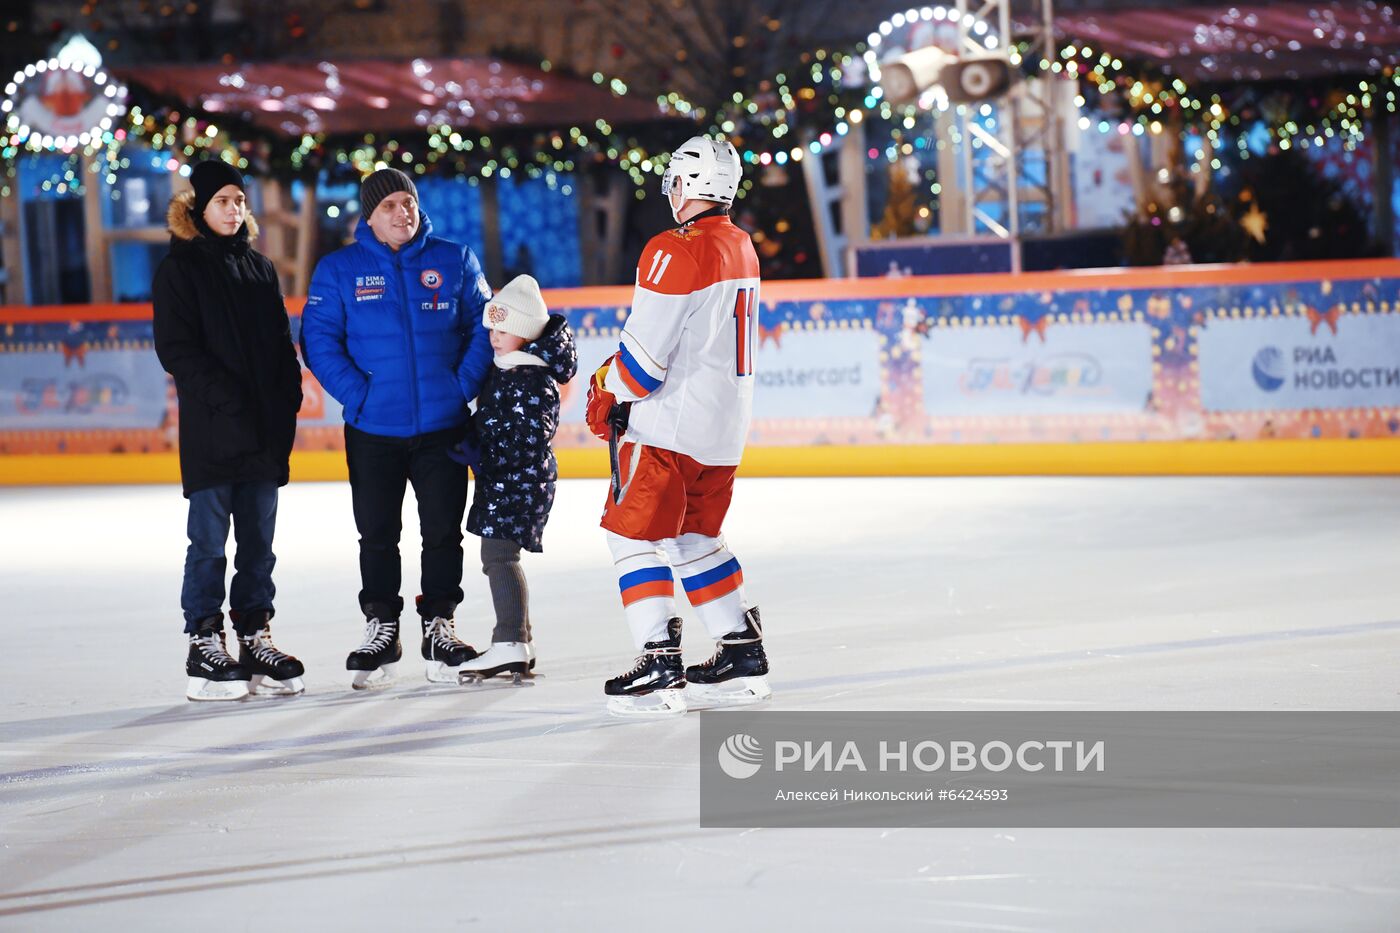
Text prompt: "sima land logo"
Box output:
[[718, 733, 764, 779]]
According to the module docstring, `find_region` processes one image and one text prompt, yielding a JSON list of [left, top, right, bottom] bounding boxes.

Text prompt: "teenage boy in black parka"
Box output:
[[152, 160, 306, 702]]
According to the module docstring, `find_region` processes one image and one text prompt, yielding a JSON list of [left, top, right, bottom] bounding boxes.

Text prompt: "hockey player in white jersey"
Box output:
[[585, 135, 771, 717]]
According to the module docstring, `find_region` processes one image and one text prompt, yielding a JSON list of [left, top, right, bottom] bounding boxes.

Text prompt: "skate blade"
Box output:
[[351, 663, 397, 690], [423, 660, 468, 684], [685, 676, 772, 709], [606, 690, 687, 719], [186, 677, 249, 702], [459, 667, 535, 688], [249, 674, 305, 697], [458, 660, 528, 680]]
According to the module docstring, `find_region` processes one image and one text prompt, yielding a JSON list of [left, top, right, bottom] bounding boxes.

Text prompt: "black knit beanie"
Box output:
[[190, 160, 245, 217], [361, 168, 419, 218]]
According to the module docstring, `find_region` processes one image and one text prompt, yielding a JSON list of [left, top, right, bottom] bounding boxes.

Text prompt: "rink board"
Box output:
[[2, 258, 1399, 481]]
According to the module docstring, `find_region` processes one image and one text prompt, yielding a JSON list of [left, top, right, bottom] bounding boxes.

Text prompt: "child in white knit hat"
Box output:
[[454, 275, 577, 683]]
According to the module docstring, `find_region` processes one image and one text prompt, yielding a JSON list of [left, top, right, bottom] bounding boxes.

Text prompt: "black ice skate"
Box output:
[[347, 608, 402, 690], [234, 611, 305, 697], [684, 607, 772, 708], [186, 615, 250, 702], [458, 642, 535, 687], [421, 614, 478, 684], [605, 617, 687, 718]]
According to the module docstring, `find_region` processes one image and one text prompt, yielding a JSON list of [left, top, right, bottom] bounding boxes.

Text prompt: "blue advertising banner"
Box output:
[[754, 325, 882, 420], [1198, 314, 1400, 412], [559, 333, 619, 426], [559, 324, 884, 424], [854, 240, 1013, 278], [0, 348, 169, 430], [4, 261, 1400, 460], [921, 320, 1155, 416]]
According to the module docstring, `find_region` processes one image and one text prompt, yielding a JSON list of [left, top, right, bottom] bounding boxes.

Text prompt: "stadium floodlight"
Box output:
[[879, 46, 1014, 105]]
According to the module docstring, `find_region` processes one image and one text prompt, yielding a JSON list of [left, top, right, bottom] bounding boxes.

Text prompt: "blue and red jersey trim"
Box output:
[[615, 343, 663, 398], [681, 558, 744, 606], [619, 566, 674, 606]]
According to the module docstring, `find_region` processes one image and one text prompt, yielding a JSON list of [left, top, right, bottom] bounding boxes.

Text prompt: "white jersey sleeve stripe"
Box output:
[[605, 285, 692, 402]]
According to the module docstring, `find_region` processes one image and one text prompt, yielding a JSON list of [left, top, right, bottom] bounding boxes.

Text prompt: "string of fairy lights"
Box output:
[[1055, 39, 1395, 155], [5, 4, 1400, 204]]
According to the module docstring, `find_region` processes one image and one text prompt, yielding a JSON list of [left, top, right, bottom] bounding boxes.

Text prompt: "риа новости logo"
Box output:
[[718, 733, 763, 779]]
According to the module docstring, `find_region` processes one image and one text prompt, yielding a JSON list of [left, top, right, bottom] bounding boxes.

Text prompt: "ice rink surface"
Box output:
[[1, 476, 1398, 931]]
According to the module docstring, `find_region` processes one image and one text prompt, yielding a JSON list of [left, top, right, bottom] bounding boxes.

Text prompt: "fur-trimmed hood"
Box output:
[[167, 189, 260, 242]]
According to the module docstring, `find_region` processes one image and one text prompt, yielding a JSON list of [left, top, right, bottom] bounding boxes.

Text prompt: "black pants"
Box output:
[[345, 424, 468, 619]]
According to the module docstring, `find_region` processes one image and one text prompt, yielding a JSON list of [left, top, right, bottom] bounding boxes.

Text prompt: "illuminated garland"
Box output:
[[6, 22, 1400, 204], [2, 49, 129, 153], [1049, 40, 1396, 155]]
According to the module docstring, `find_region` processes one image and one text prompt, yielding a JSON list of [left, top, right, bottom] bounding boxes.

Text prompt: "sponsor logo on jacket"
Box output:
[[416, 270, 449, 310], [354, 274, 386, 302]]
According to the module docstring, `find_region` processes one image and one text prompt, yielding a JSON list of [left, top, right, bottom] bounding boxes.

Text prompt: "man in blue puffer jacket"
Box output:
[[301, 167, 493, 689]]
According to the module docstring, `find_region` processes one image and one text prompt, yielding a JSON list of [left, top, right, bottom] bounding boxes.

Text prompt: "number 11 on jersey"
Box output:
[[734, 287, 757, 377]]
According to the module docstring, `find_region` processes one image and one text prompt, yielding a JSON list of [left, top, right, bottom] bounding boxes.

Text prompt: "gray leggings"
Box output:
[[481, 537, 530, 643]]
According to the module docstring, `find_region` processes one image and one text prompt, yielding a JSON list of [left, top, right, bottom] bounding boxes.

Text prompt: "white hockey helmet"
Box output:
[[661, 135, 742, 209]]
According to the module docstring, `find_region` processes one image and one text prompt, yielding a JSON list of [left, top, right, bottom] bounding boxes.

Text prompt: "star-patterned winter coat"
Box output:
[[466, 314, 578, 552]]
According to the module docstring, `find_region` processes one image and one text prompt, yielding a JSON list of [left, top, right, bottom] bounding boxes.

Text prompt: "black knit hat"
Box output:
[[190, 160, 245, 217], [360, 168, 419, 218]]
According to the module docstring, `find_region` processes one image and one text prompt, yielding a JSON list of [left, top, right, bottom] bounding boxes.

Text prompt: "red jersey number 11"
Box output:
[[734, 287, 757, 377]]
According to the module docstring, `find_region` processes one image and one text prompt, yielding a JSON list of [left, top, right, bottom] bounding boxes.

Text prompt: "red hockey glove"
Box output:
[[586, 357, 618, 441]]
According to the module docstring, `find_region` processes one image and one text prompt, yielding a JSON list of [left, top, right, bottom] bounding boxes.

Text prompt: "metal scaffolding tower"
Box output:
[[949, 0, 1073, 266], [803, 0, 1074, 276]]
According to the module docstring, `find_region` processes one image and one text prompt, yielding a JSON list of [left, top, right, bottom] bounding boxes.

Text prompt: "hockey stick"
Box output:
[[607, 401, 632, 505]]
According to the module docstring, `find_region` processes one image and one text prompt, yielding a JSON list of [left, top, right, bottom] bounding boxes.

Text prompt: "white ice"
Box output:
[[1, 477, 1398, 930]]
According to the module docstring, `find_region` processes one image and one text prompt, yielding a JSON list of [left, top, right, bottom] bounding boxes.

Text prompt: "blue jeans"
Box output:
[[181, 482, 279, 633]]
